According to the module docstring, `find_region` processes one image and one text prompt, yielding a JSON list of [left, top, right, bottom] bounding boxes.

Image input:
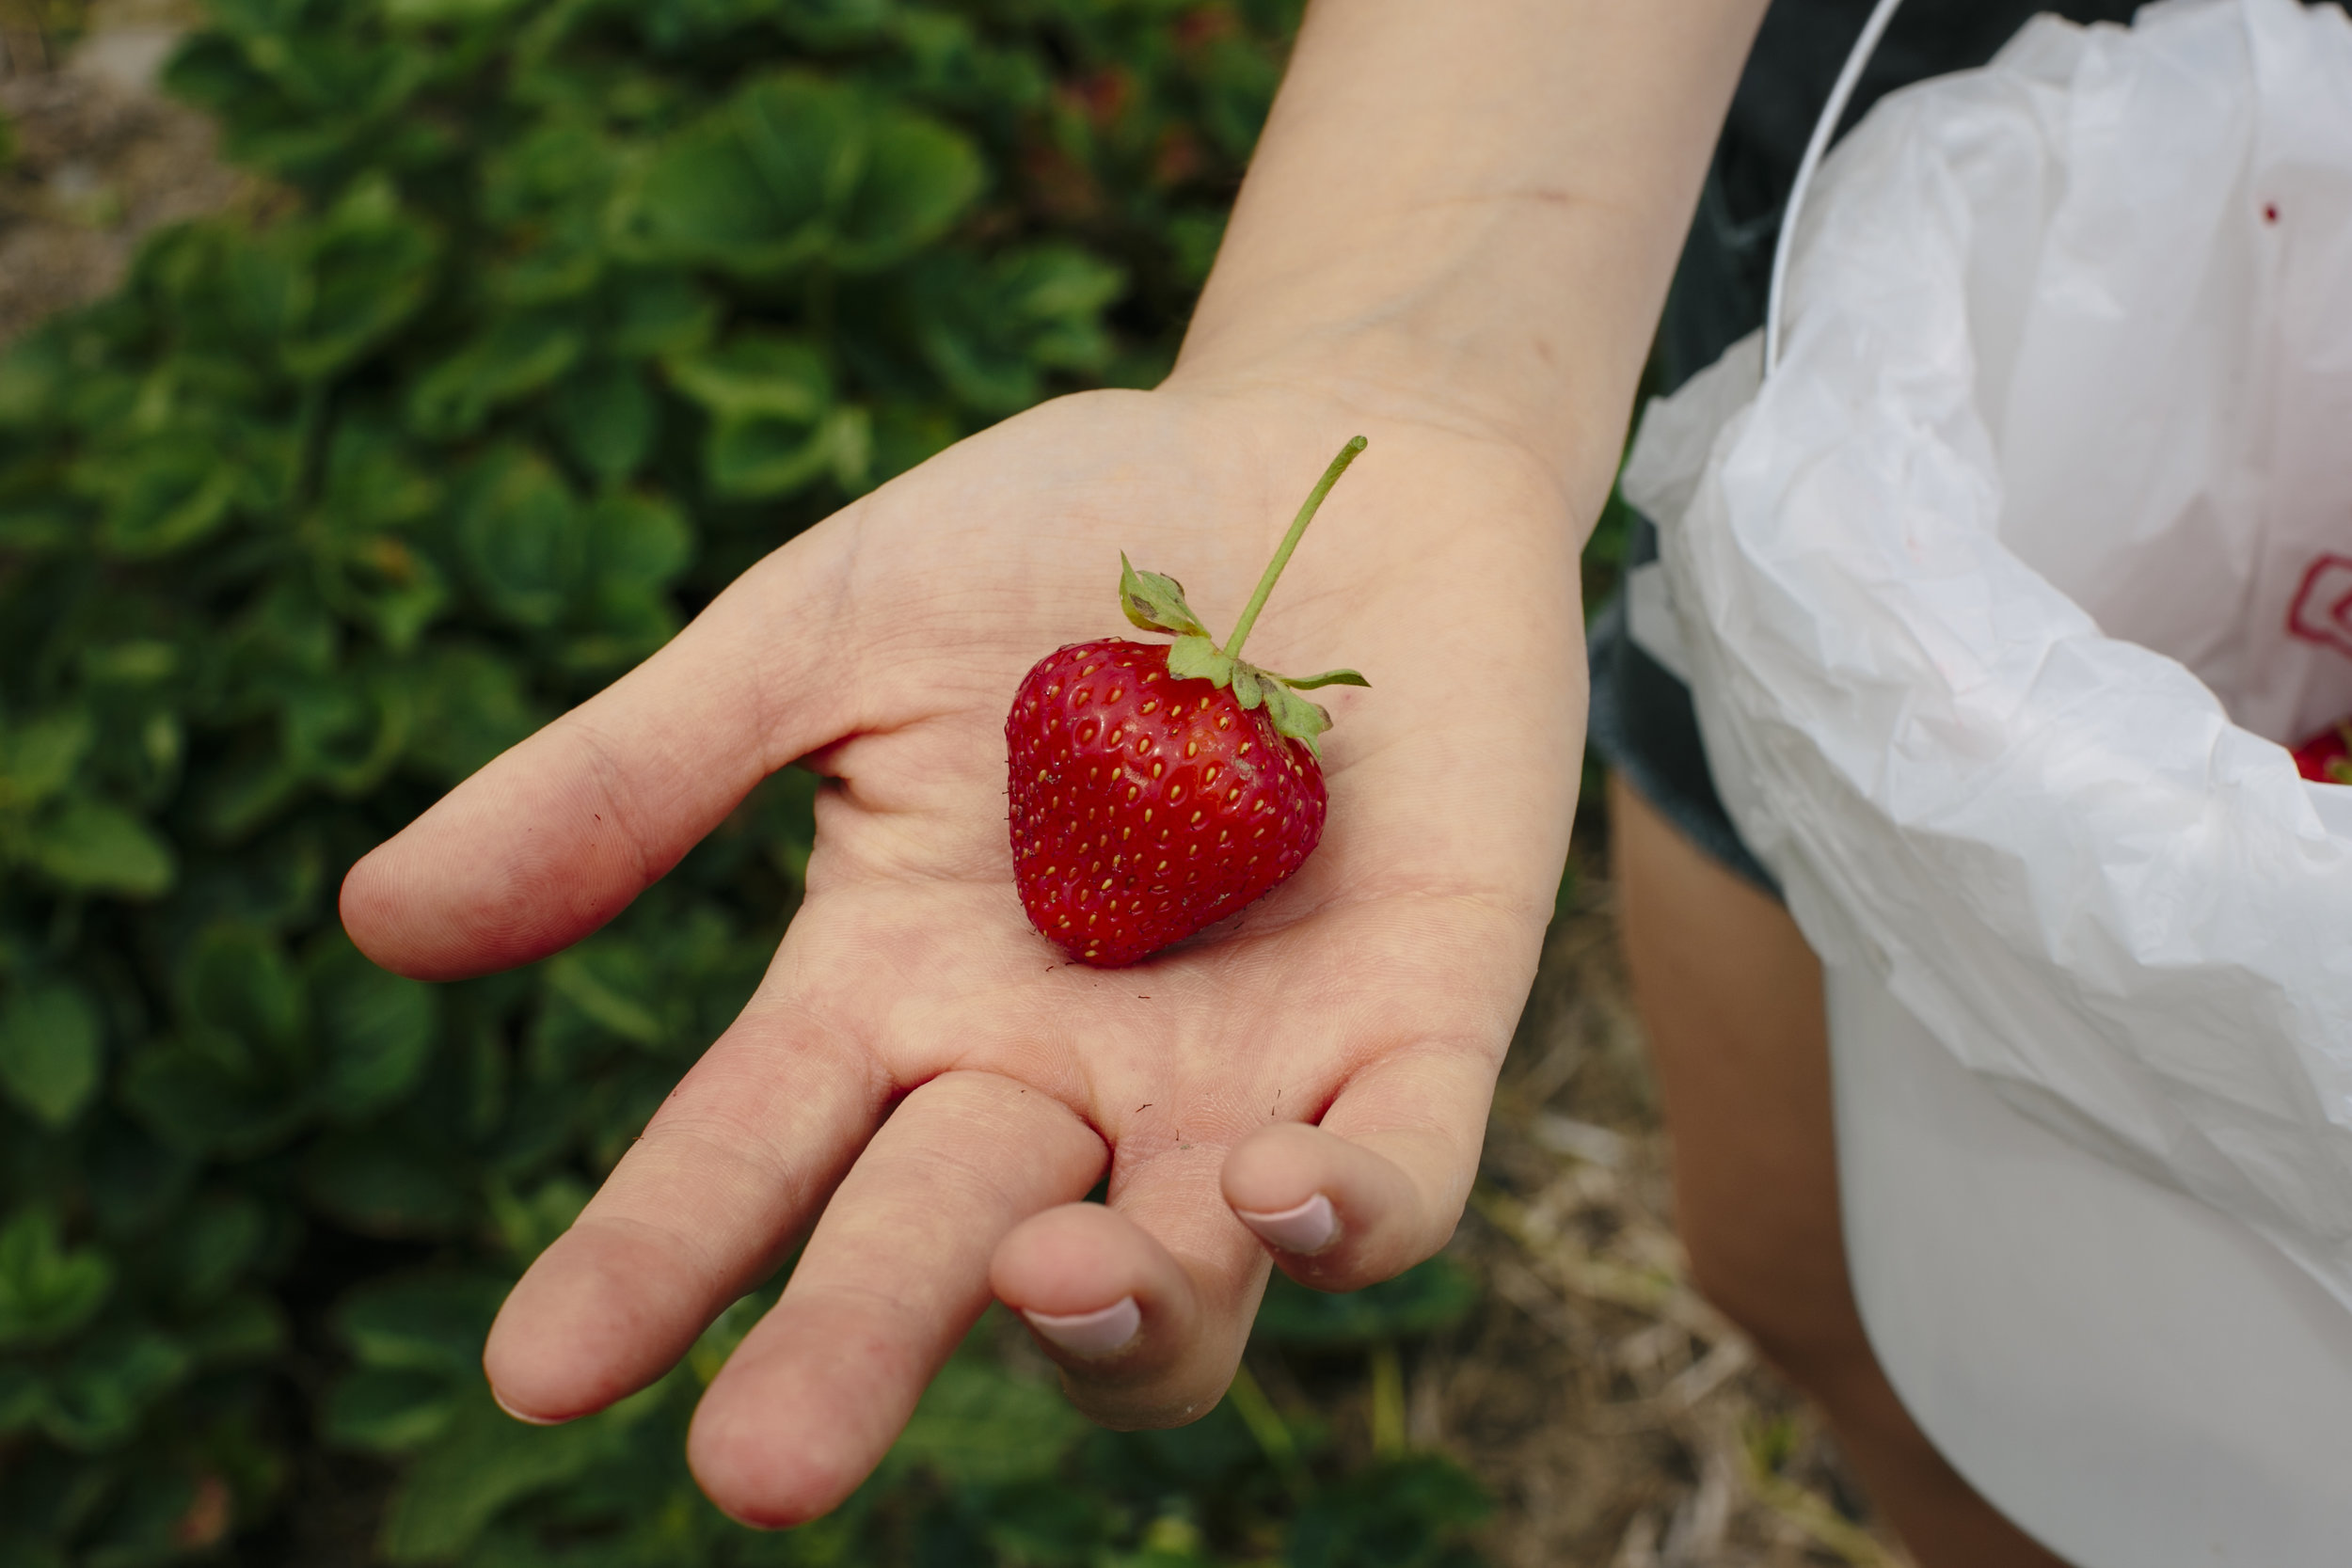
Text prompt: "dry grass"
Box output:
[[0, 0, 259, 346], [1421, 866, 1915, 1568]]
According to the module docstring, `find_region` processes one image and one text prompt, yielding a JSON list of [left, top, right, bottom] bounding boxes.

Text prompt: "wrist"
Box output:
[[1164, 198, 1646, 532], [1153, 0, 1772, 536]]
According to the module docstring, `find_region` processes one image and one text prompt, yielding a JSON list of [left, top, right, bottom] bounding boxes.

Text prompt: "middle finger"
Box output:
[[686, 1069, 1106, 1526]]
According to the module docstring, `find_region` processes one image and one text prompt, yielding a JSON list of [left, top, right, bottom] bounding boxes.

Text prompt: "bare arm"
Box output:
[[1183, 0, 1771, 500]]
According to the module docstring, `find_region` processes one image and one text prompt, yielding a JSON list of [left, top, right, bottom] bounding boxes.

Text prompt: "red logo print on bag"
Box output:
[[2287, 555, 2352, 660]]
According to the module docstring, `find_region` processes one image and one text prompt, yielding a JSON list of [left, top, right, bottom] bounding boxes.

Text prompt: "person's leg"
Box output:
[[1608, 773, 2071, 1568]]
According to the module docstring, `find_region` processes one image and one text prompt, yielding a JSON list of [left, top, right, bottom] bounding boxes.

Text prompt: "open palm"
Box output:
[[341, 379, 1586, 1525]]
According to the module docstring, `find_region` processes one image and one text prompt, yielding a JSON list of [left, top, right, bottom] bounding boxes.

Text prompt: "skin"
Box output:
[[342, 0, 2059, 1558]]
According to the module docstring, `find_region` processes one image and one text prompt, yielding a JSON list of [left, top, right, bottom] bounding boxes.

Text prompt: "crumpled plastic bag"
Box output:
[[1629, 0, 2352, 1307]]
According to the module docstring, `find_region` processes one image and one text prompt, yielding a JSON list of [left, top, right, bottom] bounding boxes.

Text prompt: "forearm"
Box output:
[[1173, 0, 1771, 517]]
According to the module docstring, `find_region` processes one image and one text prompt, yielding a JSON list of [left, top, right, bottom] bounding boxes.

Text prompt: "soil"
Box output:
[[0, 18, 1915, 1564], [1426, 859, 1914, 1567], [0, 1, 253, 347]]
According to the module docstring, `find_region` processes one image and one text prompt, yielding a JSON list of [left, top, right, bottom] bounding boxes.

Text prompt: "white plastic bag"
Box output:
[[1629, 0, 2352, 1307]]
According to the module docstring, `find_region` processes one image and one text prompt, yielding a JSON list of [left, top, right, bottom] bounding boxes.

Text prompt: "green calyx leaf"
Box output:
[[1119, 553, 1208, 638], [1166, 634, 1232, 687], [1158, 638, 1347, 753], [1260, 683, 1335, 755], [1280, 669, 1369, 690], [1113, 436, 1372, 752]]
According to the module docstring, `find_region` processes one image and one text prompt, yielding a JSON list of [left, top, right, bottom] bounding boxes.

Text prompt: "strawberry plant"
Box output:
[[0, 0, 1498, 1562]]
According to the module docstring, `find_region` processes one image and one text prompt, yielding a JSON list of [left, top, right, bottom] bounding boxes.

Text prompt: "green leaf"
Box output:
[[912, 245, 1124, 415], [0, 1363, 44, 1435], [1166, 635, 1232, 688], [185, 223, 303, 346], [602, 271, 718, 359], [193, 752, 306, 846], [0, 711, 94, 809], [664, 332, 830, 422], [485, 1173, 588, 1265], [157, 1196, 270, 1307], [337, 533, 450, 652], [703, 413, 834, 499], [1119, 554, 1208, 638], [887, 1356, 1085, 1486], [1231, 665, 1263, 710], [39, 1328, 190, 1451], [1286, 1456, 1490, 1568], [481, 120, 615, 232], [283, 670, 414, 796], [1279, 669, 1370, 690], [831, 106, 985, 271], [319, 419, 443, 533], [730, 72, 861, 227], [585, 491, 692, 594], [406, 644, 548, 784], [182, 925, 307, 1059], [548, 362, 655, 484], [1253, 1257, 1481, 1349], [825, 402, 875, 492], [324, 1365, 465, 1453], [546, 941, 666, 1049], [0, 981, 104, 1129], [623, 74, 980, 277], [303, 1132, 472, 1238], [0, 1209, 114, 1350], [308, 934, 437, 1120], [0, 325, 62, 429], [120, 1037, 311, 1156], [408, 314, 585, 441], [25, 799, 175, 896], [83, 437, 241, 560], [622, 107, 827, 277], [77, 641, 179, 687], [180, 1291, 288, 1366], [1257, 681, 1332, 754], [382, 0, 532, 29], [282, 177, 441, 378], [456, 446, 583, 628], [377, 1390, 627, 1564], [336, 1273, 509, 1375]]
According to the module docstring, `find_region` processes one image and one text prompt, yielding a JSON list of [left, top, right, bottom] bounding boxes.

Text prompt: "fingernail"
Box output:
[[492, 1390, 563, 1427], [1236, 1193, 1339, 1256], [1022, 1296, 1142, 1357]]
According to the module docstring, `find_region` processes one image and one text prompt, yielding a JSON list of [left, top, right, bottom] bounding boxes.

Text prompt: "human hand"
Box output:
[[340, 377, 1587, 1524]]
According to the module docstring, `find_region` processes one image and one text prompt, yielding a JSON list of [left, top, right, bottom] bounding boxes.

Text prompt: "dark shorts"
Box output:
[[1587, 0, 2146, 896]]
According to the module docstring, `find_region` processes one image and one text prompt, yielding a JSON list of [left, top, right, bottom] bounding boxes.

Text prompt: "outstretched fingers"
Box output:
[[483, 995, 885, 1425], [341, 530, 860, 981], [991, 1045, 1506, 1428], [687, 1071, 1106, 1527], [1220, 1044, 1501, 1292], [992, 1137, 1276, 1431]]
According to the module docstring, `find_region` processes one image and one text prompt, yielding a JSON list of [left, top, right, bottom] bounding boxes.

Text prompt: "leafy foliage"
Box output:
[[0, 0, 1498, 1561]]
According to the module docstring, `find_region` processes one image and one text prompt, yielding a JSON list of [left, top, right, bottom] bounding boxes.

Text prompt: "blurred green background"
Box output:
[[0, 0, 1517, 1561]]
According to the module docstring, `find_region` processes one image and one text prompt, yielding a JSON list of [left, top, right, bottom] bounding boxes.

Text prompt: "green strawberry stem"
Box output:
[[1223, 435, 1366, 665]]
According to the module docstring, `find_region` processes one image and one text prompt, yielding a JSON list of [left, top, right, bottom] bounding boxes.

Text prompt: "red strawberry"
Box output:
[[1007, 436, 1370, 966], [2292, 717, 2352, 784]]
